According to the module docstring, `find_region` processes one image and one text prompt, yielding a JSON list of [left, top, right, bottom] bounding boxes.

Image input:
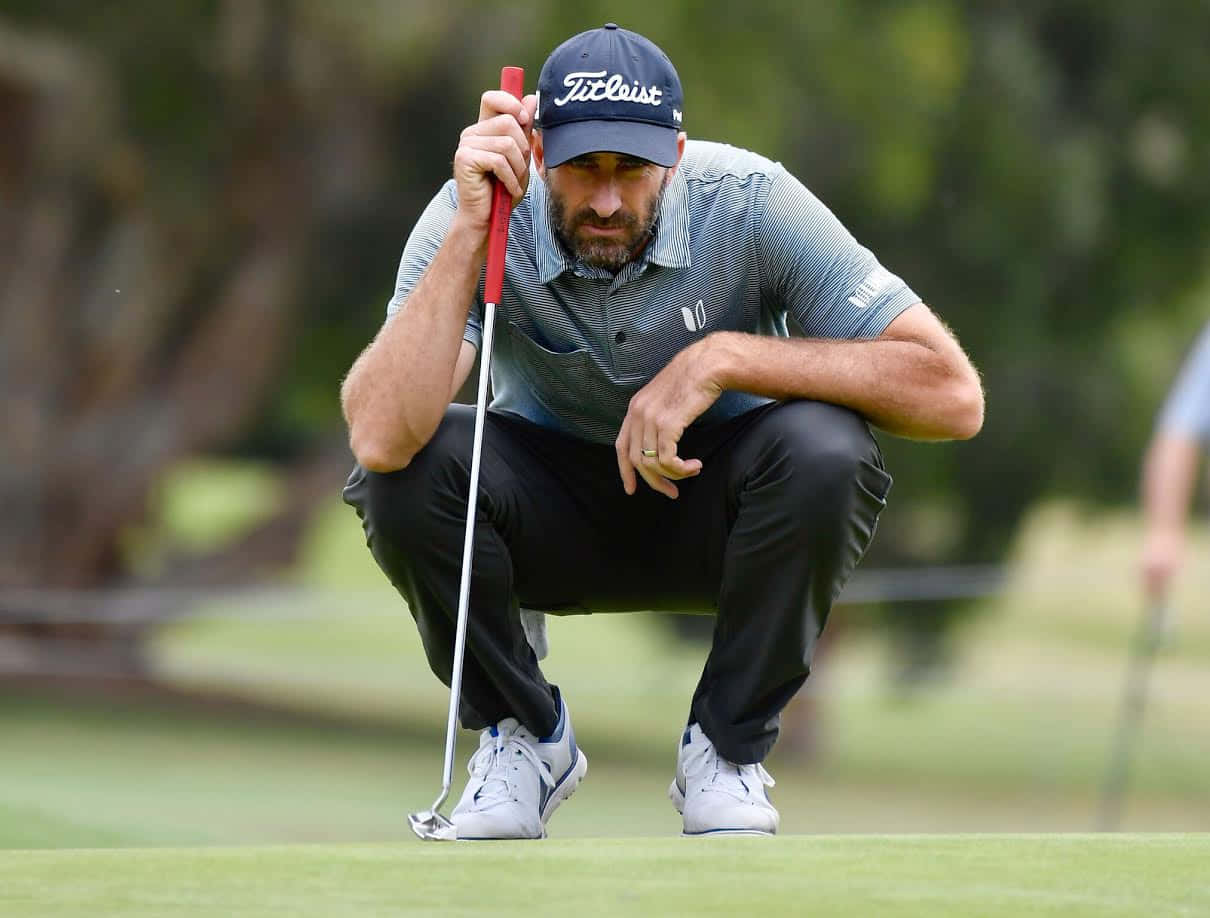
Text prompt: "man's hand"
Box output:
[[452, 90, 539, 237], [1141, 525, 1184, 602], [615, 342, 722, 498], [1139, 432, 1201, 603]]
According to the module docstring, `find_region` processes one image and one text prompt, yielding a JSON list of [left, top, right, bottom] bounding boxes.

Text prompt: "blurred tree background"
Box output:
[[2, 0, 1209, 673]]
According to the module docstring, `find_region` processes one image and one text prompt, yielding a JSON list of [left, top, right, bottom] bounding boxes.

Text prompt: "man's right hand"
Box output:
[[452, 90, 538, 239], [1141, 525, 1184, 602]]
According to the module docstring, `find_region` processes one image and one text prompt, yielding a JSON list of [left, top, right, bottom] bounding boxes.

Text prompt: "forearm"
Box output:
[[341, 220, 486, 471], [1142, 433, 1201, 535], [702, 328, 983, 440]]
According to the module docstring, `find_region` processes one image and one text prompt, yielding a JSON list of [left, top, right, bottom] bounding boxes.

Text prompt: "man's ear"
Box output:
[[533, 130, 547, 180], [668, 132, 687, 178]]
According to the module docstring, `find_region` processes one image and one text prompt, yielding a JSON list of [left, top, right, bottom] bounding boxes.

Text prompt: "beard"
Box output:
[[548, 175, 669, 272]]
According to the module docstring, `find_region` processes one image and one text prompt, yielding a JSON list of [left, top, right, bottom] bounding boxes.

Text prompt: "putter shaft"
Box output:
[[1097, 600, 1170, 831], [428, 301, 498, 816], [411, 64, 523, 839]]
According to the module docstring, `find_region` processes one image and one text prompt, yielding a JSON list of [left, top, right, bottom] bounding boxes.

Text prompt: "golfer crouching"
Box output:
[[341, 23, 983, 839]]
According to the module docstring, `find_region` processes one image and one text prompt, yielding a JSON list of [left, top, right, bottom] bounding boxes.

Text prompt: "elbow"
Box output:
[[348, 427, 416, 473], [948, 376, 985, 440], [952, 405, 984, 441], [341, 381, 422, 472]]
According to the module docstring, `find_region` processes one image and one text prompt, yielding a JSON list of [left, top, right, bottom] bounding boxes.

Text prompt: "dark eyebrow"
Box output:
[[564, 154, 649, 169]]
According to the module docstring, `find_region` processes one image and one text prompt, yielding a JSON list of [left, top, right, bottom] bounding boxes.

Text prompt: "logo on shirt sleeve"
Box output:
[[848, 266, 895, 310], [681, 299, 707, 332]]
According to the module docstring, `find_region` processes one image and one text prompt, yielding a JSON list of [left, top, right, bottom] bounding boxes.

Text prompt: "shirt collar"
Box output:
[[530, 167, 692, 284], [644, 167, 691, 270]]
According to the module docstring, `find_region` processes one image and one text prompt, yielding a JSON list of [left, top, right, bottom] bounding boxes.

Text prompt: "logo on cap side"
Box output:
[[552, 70, 664, 108]]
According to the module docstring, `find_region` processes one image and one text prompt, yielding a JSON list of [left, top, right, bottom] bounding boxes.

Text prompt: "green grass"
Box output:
[[17, 496, 1179, 847], [1, 836, 1207, 918], [4, 480, 1210, 916], [143, 580, 1210, 828], [5, 486, 1209, 862], [15, 689, 1167, 848]]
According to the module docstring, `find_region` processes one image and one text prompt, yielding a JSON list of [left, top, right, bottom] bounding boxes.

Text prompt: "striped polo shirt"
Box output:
[[1158, 322, 1210, 441], [387, 139, 921, 444]]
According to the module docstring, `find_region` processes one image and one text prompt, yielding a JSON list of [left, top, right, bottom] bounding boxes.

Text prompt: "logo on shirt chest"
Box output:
[[681, 299, 707, 332]]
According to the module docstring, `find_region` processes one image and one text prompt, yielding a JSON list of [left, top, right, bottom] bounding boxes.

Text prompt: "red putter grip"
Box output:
[[484, 66, 525, 305]]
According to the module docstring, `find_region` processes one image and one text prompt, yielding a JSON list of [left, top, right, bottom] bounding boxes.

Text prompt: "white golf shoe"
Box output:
[[450, 692, 587, 840], [669, 723, 779, 836]]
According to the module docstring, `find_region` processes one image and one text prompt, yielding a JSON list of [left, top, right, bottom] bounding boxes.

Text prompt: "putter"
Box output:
[[1096, 598, 1171, 832], [408, 65, 525, 842]]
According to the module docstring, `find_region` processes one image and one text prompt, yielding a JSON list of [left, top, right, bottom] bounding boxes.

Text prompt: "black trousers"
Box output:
[[343, 400, 891, 764]]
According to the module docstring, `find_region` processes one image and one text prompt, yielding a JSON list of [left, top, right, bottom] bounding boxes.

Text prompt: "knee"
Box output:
[[756, 401, 890, 508], [344, 405, 475, 549]]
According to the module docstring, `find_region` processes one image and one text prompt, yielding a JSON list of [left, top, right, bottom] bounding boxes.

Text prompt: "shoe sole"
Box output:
[[539, 748, 589, 833], [681, 829, 775, 837], [668, 779, 777, 837]]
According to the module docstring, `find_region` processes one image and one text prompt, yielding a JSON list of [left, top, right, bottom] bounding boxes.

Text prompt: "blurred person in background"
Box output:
[[340, 24, 983, 840], [1141, 323, 1210, 601]]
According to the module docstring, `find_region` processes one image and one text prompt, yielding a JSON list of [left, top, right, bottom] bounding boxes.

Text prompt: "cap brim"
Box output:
[[541, 120, 679, 168]]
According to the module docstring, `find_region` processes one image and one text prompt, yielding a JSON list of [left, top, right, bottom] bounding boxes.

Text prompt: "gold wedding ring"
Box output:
[[641, 448, 658, 458]]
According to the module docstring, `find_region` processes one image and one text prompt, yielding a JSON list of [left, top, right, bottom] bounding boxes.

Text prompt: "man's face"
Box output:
[[544, 152, 670, 271]]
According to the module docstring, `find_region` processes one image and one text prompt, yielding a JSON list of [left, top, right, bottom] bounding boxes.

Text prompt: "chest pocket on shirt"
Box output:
[[499, 319, 632, 443]]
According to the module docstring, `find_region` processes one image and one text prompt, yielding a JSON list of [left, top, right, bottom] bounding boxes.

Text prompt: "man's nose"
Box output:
[[588, 180, 621, 219]]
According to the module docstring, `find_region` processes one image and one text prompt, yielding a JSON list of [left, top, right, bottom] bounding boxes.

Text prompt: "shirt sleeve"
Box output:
[[1157, 323, 1210, 441], [757, 167, 920, 339], [385, 180, 483, 352]]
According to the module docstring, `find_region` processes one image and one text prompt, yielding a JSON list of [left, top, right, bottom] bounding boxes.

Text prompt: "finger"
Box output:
[[454, 147, 525, 200], [639, 420, 670, 491], [459, 133, 530, 189], [627, 417, 674, 497], [655, 423, 702, 477], [639, 418, 694, 482], [657, 457, 702, 480], [633, 418, 659, 469], [465, 112, 530, 150], [520, 94, 538, 137], [636, 462, 679, 499], [478, 89, 528, 124], [615, 420, 637, 496], [462, 115, 531, 165]]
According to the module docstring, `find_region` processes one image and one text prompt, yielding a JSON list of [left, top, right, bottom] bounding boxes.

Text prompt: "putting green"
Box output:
[[1, 835, 1205, 917]]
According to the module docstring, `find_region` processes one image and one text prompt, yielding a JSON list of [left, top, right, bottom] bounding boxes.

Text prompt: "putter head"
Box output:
[[408, 809, 458, 841]]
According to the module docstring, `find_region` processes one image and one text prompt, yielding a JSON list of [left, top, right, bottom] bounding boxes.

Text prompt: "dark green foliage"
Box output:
[[6, 0, 1210, 567]]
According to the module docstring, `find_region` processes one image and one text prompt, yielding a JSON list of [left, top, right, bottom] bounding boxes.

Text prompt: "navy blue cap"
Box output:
[[536, 23, 683, 168]]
